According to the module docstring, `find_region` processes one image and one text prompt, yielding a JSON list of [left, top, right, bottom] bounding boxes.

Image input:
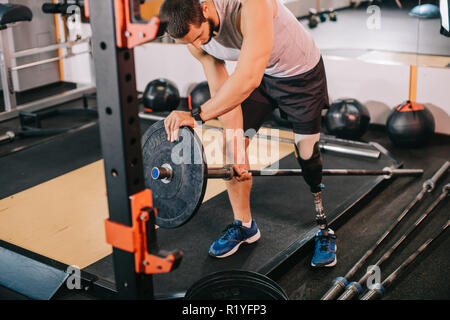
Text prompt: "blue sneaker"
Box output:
[[209, 220, 261, 258], [311, 229, 337, 267]]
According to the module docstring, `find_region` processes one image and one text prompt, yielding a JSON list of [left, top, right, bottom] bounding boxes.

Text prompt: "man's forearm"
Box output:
[[200, 71, 257, 121]]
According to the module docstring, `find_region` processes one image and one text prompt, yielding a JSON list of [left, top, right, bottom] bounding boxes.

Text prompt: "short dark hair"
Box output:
[[159, 0, 206, 39]]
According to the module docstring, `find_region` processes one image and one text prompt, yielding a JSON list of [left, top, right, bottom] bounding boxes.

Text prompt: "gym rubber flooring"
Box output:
[[81, 135, 396, 297], [272, 125, 450, 300], [0, 82, 78, 112], [0, 102, 448, 299]]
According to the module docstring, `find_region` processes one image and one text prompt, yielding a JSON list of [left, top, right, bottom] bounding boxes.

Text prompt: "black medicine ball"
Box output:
[[386, 101, 435, 148], [325, 98, 371, 139], [189, 81, 210, 109], [143, 78, 180, 112]]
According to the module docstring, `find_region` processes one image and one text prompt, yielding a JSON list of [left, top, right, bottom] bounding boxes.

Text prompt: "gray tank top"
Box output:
[[201, 0, 321, 77]]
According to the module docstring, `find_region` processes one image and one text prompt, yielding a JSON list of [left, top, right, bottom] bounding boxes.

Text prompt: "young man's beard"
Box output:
[[205, 18, 218, 44]]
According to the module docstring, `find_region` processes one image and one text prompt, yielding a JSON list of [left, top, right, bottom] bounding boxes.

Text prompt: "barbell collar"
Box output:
[[423, 161, 449, 192]]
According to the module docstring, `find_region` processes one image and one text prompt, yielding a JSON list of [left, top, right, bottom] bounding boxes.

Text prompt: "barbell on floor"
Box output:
[[152, 165, 424, 182], [142, 121, 423, 229]]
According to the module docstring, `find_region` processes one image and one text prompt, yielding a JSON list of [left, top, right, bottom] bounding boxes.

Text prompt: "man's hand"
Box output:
[[233, 164, 252, 182], [164, 111, 196, 142]]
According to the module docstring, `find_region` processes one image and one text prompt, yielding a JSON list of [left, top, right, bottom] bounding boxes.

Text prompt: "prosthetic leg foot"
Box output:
[[295, 141, 337, 267], [310, 190, 337, 267]]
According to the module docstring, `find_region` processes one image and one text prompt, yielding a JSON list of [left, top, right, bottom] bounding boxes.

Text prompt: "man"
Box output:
[[159, 0, 336, 267]]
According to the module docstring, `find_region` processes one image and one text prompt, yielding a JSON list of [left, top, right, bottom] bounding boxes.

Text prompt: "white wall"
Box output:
[[322, 57, 411, 125], [134, 43, 450, 135], [135, 44, 206, 96], [417, 67, 450, 135]]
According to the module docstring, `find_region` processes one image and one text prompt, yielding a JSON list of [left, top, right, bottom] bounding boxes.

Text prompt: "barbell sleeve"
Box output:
[[151, 165, 173, 181]]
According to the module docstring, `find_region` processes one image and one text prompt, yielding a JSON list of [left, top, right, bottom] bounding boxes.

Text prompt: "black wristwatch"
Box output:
[[191, 106, 204, 124]]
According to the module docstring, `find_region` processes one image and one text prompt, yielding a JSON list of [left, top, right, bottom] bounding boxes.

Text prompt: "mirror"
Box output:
[[298, 0, 450, 68]]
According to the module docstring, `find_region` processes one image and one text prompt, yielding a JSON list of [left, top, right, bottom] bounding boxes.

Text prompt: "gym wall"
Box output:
[[63, 0, 449, 135], [132, 43, 450, 135]]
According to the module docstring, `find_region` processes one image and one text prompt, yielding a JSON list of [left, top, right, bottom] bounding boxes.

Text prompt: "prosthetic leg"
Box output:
[[294, 139, 337, 267]]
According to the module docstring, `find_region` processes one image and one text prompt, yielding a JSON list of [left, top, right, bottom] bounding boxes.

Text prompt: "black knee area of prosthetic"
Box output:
[[294, 141, 323, 193]]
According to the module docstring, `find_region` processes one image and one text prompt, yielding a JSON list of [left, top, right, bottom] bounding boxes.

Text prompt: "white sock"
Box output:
[[241, 220, 252, 228]]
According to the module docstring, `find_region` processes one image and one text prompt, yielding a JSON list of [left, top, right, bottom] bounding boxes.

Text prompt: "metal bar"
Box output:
[[0, 28, 17, 112], [246, 168, 423, 177], [360, 219, 450, 300], [10, 51, 90, 72], [424, 161, 450, 191], [321, 161, 449, 300], [153, 166, 423, 180], [11, 38, 90, 59], [320, 141, 380, 159], [337, 183, 449, 300], [138, 112, 381, 159]]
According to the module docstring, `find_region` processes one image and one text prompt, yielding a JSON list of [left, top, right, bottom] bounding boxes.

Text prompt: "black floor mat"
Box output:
[[84, 143, 399, 296]]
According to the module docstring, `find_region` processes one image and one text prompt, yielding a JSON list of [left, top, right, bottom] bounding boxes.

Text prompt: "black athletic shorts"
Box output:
[[242, 56, 329, 135]]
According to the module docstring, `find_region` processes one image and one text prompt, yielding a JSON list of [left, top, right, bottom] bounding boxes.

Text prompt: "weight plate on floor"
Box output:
[[185, 270, 289, 300], [142, 120, 207, 228]]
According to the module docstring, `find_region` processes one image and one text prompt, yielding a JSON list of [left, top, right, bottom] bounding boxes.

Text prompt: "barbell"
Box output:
[[152, 165, 423, 181], [142, 121, 423, 229]]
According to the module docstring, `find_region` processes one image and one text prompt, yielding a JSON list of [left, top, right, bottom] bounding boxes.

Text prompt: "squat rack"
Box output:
[[88, 0, 180, 299]]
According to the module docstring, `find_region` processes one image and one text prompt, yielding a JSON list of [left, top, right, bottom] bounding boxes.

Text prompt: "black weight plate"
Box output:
[[186, 271, 287, 300], [199, 270, 289, 300], [237, 271, 289, 300], [142, 120, 207, 228], [185, 270, 289, 300]]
